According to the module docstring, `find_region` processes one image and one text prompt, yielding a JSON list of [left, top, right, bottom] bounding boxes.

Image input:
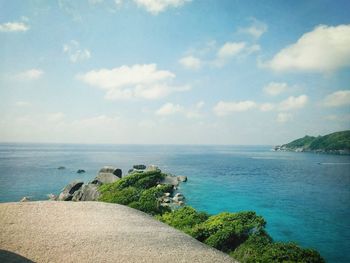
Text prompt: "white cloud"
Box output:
[[133, 0, 191, 14], [214, 42, 259, 66], [156, 103, 183, 116], [276, 113, 293, 123], [238, 19, 268, 39], [63, 40, 91, 63], [17, 69, 44, 80], [264, 82, 288, 96], [77, 64, 190, 100], [323, 90, 350, 107], [179, 55, 201, 70], [265, 24, 350, 72], [15, 101, 31, 107], [279, 95, 308, 111], [213, 100, 257, 116], [0, 22, 29, 32], [259, 103, 275, 112], [155, 101, 204, 119], [217, 42, 246, 59]]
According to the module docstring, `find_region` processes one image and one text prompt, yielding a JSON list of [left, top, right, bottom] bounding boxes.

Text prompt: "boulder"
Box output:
[[72, 184, 100, 201], [77, 169, 86, 174], [92, 172, 120, 185], [98, 166, 122, 178], [177, 176, 187, 182], [146, 165, 161, 173], [57, 166, 66, 170], [58, 180, 84, 201], [173, 193, 185, 202], [161, 175, 179, 187], [133, 164, 146, 170]]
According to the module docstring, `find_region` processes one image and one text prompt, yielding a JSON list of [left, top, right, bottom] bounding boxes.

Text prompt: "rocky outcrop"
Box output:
[[58, 180, 84, 201], [97, 166, 122, 178], [133, 164, 146, 170], [92, 172, 120, 185], [57, 165, 188, 208], [72, 184, 100, 201]]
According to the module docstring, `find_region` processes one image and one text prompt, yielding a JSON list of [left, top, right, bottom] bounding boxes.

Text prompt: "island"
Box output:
[[274, 130, 350, 155]]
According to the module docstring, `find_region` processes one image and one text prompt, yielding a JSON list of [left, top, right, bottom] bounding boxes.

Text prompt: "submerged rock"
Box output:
[[77, 169, 86, 174], [57, 166, 66, 170], [58, 180, 84, 201]]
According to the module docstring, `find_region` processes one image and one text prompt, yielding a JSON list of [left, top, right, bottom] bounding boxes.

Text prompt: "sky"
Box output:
[[0, 0, 350, 145]]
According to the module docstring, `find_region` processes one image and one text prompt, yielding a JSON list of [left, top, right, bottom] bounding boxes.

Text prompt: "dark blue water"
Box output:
[[0, 143, 349, 263]]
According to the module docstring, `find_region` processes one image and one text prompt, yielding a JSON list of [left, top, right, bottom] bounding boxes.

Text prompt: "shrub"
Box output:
[[231, 230, 325, 263], [191, 211, 266, 252], [157, 206, 209, 234], [98, 186, 140, 205], [128, 185, 171, 215]]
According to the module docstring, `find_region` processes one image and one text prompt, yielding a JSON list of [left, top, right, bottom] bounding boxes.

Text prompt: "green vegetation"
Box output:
[[232, 231, 325, 263], [156, 206, 209, 234], [157, 207, 324, 262], [99, 170, 172, 215], [283, 130, 350, 153], [99, 169, 325, 262]]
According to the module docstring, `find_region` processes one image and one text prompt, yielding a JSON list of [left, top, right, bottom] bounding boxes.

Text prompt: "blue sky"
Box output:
[[0, 0, 350, 144]]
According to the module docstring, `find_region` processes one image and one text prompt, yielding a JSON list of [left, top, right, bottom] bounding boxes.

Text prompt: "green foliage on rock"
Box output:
[[157, 206, 209, 234], [232, 231, 325, 263], [129, 185, 172, 215], [98, 170, 172, 215], [191, 211, 266, 252]]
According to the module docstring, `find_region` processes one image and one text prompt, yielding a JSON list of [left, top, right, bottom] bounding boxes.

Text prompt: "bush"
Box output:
[[191, 211, 266, 252], [99, 170, 172, 215], [98, 186, 140, 205], [128, 185, 171, 215], [157, 206, 209, 234], [231, 231, 325, 263]]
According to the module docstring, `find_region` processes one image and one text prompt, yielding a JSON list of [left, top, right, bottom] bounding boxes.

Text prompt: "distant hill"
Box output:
[[275, 130, 350, 155]]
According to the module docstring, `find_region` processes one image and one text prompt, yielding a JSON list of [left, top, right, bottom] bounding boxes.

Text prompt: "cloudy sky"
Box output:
[[1, 0, 350, 145]]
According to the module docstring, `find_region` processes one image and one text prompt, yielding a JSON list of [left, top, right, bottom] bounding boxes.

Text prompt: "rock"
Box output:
[[146, 165, 161, 173], [178, 201, 184, 206], [47, 193, 57, 201], [162, 197, 171, 203], [98, 166, 122, 178], [72, 184, 100, 201], [77, 169, 86, 174], [92, 172, 120, 185], [58, 180, 84, 201], [173, 193, 185, 202], [128, 169, 135, 174], [133, 164, 146, 170], [164, 192, 171, 197], [177, 176, 187, 182], [20, 197, 30, 202], [161, 175, 179, 187], [57, 166, 66, 170]]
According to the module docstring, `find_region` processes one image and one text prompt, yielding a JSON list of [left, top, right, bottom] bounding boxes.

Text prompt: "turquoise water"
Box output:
[[0, 143, 349, 263]]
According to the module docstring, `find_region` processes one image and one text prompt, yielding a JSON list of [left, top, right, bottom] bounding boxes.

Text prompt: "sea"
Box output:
[[0, 143, 349, 263]]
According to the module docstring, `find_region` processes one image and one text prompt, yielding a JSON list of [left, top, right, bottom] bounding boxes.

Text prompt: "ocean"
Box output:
[[0, 143, 349, 263]]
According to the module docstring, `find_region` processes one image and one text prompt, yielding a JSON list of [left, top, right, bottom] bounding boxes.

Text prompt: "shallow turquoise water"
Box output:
[[0, 143, 349, 263]]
